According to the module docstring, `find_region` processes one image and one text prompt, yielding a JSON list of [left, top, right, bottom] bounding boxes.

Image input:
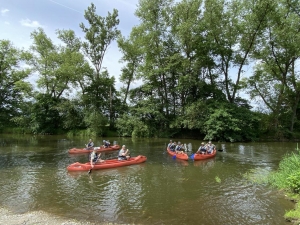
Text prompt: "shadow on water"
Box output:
[[0, 134, 296, 224]]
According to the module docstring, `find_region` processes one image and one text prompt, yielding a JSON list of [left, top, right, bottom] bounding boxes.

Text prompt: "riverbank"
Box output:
[[0, 207, 123, 225]]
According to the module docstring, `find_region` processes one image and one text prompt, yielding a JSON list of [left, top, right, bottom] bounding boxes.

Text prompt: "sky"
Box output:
[[0, 0, 140, 89]]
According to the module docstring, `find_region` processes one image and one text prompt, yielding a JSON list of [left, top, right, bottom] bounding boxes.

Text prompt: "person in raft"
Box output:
[[167, 140, 173, 148], [90, 148, 105, 168], [103, 140, 110, 148], [176, 143, 185, 154], [118, 145, 130, 160], [85, 139, 94, 150], [206, 141, 216, 154], [196, 142, 207, 154], [170, 141, 177, 151]]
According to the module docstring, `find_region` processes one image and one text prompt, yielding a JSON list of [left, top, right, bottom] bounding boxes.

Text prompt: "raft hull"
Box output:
[[167, 148, 189, 160], [67, 155, 147, 171], [193, 150, 217, 160]]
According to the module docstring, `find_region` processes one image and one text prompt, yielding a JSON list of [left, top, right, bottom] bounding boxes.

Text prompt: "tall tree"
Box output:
[[28, 28, 91, 133], [80, 3, 120, 78], [117, 27, 143, 104], [80, 4, 121, 128], [134, 0, 175, 117], [203, 0, 273, 103], [0, 40, 32, 129], [247, 0, 300, 133], [30, 28, 90, 99]]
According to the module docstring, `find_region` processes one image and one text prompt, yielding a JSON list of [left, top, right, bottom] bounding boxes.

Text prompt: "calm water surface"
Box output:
[[0, 134, 296, 224]]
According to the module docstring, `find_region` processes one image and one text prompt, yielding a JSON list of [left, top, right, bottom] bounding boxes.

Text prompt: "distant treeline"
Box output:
[[1, 0, 300, 142]]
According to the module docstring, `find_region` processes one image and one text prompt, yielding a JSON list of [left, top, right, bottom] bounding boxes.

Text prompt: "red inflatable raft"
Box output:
[[192, 149, 217, 160], [68, 145, 120, 154], [167, 148, 189, 160], [67, 155, 147, 171]]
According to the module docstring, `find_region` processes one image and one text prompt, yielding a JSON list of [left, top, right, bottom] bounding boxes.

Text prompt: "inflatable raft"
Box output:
[[167, 148, 189, 160], [192, 150, 217, 160], [67, 155, 147, 171]]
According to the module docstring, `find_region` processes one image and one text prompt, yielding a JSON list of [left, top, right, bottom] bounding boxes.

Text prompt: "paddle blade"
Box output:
[[88, 169, 92, 174], [172, 155, 176, 159], [190, 154, 195, 160]]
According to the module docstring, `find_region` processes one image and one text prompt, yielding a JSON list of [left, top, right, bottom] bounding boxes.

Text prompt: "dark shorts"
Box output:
[[118, 156, 127, 160]]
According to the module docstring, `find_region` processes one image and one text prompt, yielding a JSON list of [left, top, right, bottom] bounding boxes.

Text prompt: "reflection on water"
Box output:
[[0, 134, 295, 224]]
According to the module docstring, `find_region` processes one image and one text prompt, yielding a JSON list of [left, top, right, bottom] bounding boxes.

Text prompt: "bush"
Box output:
[[287, 171, 300, 193], [269, 152, 300, 191]]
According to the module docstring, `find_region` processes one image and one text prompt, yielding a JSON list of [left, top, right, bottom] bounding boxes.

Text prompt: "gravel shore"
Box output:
[[0, 207, 117, 225]]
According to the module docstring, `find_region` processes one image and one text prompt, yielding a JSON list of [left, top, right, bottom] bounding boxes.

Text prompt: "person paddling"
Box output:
[[85, 139, 94, 150], [206, 141, 216, 154], [118, 145, 130, 160], [196, 142, 207, 154], [90, 148, 104, 168]]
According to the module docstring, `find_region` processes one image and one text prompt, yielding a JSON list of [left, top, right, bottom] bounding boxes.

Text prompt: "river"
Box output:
[[0, 134, 296, 224]]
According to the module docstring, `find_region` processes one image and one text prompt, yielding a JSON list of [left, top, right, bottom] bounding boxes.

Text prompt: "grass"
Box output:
[[242, 168, 270, 184], [215, 176, 221, 183], [243, 151, 300, 224]]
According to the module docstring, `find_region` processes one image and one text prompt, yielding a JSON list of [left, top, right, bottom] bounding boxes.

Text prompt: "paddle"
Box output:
[[190, 153, 195, 160]]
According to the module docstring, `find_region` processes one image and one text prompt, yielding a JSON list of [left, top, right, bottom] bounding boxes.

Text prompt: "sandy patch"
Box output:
[[0, 207, 118, 225]]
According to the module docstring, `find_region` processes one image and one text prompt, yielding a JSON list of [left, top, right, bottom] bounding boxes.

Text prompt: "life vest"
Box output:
[[89, 152, 98, 161]]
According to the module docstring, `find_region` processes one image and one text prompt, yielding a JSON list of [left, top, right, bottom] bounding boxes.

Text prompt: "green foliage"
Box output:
[[80, 4, 121, 128], [267, 152, 300, 222], [30, 94, 62, 134], [115, 98, 167, 138], [82, 71, 115, 111], [83, 110, 108, 136], [80, 3, 120, 77], [0, 40, 32, 129], [56, 99, 85, 130], [117, 28, 143, 104], [287, 171, 300, 194], [115, 114, 134, 137], [269, 152, 300, 190], [115, 114, 151, 138], [176, 100, 260, 142], [30, 28, 90, 99], [3, 0, 300, 141], [132, 121, 150, 138], [204, 104, 259, 142], [284, 202, 300, 222], [67, 129, 97, 138]]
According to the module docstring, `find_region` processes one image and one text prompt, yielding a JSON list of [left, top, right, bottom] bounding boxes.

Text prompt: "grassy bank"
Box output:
[[244, 149, 300, 224], [268, 150, 300, 223]]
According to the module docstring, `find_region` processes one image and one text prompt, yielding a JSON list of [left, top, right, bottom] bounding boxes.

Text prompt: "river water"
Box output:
[[0, 134, 296, 224]]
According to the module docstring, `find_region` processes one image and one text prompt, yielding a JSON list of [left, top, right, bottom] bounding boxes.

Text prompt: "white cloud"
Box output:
[[1, 9, 9, 16], [4, 21, 10, 25], [20, 18, 44, 28], [1, 8, 9, 15]]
